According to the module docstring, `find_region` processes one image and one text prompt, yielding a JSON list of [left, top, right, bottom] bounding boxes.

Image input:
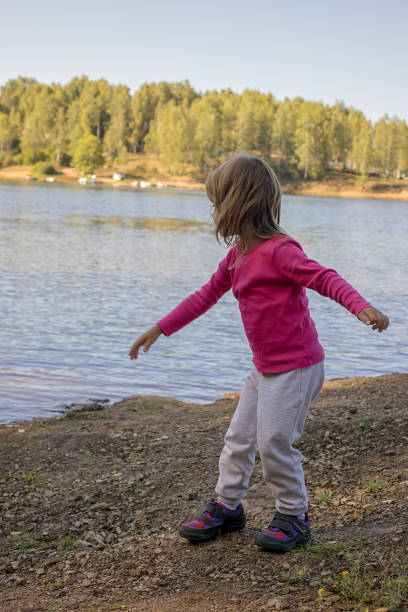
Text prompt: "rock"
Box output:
[[266, 598, 284, 610]]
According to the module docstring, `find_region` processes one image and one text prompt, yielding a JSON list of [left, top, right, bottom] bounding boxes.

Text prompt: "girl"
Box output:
[[129, 155, 389, 553]]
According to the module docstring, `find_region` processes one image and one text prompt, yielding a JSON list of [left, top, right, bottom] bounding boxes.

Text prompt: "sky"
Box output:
[[2, 0, 407, 122]]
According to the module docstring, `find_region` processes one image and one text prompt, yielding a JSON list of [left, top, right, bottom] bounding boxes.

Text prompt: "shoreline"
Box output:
[[1, 371, 407, 610], [1, 165, 408, 202], [1, 370, 406, 430]]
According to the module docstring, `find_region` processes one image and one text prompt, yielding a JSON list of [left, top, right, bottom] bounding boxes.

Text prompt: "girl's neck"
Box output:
[[240, 225, 266, 251]]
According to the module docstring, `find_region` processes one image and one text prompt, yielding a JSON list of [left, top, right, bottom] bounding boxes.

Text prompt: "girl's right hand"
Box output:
[[129, 324, 163, 360]]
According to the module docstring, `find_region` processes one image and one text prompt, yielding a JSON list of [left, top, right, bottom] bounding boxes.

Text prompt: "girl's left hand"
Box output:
[[358, 307, 389, 332]]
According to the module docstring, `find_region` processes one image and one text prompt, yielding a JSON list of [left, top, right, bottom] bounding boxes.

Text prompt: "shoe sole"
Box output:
[[178, 522, 246, 544], [255, 531, 311, 553]]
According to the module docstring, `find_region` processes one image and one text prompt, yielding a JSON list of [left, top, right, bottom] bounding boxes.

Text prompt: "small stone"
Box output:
[[266, 599, 284, 610]]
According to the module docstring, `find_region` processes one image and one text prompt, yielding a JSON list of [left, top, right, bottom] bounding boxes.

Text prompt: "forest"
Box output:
[[0, 76, 407, 181]]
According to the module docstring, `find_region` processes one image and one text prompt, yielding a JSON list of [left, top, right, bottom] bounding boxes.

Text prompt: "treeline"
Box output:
[[0, 76, 407, 180]]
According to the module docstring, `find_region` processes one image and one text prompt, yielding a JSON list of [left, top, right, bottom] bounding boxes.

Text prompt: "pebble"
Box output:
[[266, 598, 284, 610]]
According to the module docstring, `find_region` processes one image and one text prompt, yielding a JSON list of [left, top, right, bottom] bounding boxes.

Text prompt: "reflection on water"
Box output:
[[1, 182, 407, 424], [65, 215, 211, 232]]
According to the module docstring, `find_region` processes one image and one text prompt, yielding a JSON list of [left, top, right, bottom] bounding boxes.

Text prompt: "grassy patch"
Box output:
[[279, 564, 311, 585], [3, 470, 47, 489], [89, 409, 112, 421], [1, 533, 77, 553], [0, 534, 48, 551], [42, 579, 64, 591], [381, 556, 408, 611], [303, 541, 351, 559], [320, 551, 408, 610], [56, 535, 77, 551], [365, 478, 388, 492], [131, 400, 163, 414], [314, 487, 333, 504]]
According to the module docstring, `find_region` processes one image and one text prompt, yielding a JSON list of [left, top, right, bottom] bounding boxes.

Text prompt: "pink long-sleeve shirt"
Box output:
[[157, 236, 372, 373]]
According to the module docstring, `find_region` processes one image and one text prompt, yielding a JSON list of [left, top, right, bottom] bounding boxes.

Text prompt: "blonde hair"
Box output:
[[205, 155, 286, 250]]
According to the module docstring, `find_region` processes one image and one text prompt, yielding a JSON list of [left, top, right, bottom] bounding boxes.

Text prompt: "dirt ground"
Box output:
[[0, 373, 407, 611]]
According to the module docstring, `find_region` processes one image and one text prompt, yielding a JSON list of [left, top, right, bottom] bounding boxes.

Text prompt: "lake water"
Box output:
[[0, 181, 407, 424]]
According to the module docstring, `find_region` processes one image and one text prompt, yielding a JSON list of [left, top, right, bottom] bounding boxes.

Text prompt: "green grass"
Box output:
[[3, 470, 47, 489], [279, 564, 311, 585], [56, 535, 77, 551], [0, 534, 48, 551], [89, 409, 112, 420], [42, 579, 64, 591], [303, 541, 351, 559], [320, 552, 408, 610], [365, 478, 388, 492], [0, 533, 77, 552], [315, 487, 333, 504]]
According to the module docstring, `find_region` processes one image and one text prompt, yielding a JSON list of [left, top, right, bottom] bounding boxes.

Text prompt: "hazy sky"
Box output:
[[2, 0, 407, 121]]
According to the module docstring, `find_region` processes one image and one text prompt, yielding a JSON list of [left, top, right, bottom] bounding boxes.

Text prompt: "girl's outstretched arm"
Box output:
[[129, 250, 233, 360], [129, 324, 163, 360], [357, 307, 389, 332], [273, 240, 390, 332]]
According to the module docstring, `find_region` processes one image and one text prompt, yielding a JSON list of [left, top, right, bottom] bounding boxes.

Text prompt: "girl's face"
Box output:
[[209, 198, 220, 225]]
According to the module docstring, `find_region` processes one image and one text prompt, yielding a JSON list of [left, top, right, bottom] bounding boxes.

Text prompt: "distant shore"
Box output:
[[1, 163, 408, 202]]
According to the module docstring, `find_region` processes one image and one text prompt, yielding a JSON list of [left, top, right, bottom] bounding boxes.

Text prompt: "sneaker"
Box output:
[[255, 511, 311, 553], [178, 499, 246, 543]]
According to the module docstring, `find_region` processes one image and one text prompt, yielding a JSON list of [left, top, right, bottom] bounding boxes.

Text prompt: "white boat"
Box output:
[[140, 180, 151, 188], [78, 177, 87, 184]]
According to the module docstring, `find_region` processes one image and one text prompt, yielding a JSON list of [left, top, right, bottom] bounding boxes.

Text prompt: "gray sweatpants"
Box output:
[[215, 361, 324, 515]]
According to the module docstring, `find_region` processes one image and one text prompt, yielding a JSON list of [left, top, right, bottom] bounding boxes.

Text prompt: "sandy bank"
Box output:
[[1, 164, 408, 202]]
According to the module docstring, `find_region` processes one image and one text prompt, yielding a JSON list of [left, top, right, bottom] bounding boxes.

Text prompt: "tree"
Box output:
[[372, 115, 399, 177], [20, 84, 60, 163], [219, 89, 240, 154], [347, 110, 373, 176], [294, 102, 330, 180], [71, 134, 104, 172], [0, 112, 12, 152], [329, 102, 352, 169], [189, 95, 223, 172], [104, 85, 133, 161], [145, 100, 191, 173], [395, 120, 408, 178], [236, 90, 275, 155], [272, 97, 302, 169], [132, 80, 198, 152]]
